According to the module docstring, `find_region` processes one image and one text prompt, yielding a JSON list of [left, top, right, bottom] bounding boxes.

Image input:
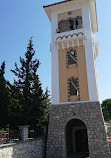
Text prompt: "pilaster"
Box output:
[[82, 5, 99, 101]]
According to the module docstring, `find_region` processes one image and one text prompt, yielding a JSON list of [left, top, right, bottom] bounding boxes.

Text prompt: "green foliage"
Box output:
[[7, 82, 23, 128], [8, 38, 50, 128], [0, 62, 9, 128], [101, 98, 111, 121], [41, 87, 51, 124]]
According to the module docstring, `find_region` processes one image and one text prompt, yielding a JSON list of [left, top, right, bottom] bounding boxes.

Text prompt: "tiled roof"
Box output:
[[43, 0, 72, 8]]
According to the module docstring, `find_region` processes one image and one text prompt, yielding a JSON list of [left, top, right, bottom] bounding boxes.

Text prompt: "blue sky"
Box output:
[[0, 0, 111, 103]]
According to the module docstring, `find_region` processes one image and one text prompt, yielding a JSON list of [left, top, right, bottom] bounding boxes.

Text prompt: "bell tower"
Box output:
[[44, 0, 110, 158], [44, 0, 99, 104]]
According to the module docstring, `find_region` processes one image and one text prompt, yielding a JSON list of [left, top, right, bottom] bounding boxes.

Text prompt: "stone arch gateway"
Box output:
[[66, 119, 89, 158]]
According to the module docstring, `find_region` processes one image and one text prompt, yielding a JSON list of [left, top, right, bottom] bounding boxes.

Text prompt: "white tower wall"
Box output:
[[82, 5, 99, 101]]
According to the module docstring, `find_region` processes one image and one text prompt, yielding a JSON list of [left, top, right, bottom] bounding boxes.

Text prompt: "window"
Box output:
[[70, 19, 73, 30], [69, 78, 78, 96], [58, 20, 65, 33], [67, 77, 80, 102], [67, 50, 76, 65], [67, 19, 73, 31], [57, 16, 83, 33], [76, 16, 83, 29]]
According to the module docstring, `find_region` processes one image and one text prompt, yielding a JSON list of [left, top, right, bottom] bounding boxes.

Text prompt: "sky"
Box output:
[[0, 0, 111, 103]]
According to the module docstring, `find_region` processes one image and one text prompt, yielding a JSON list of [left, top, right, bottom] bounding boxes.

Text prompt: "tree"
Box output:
[[41, 87, 50, 125], [101, 99, 111, 121], [9, 38, 50, 127], [0, 61, 9, 128], [7, 82, 23, 128]]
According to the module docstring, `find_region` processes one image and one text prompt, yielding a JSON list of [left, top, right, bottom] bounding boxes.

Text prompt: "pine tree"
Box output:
[[0, 61, 9, 128], [10, 38, 50, 127], [7, 81, 23, 128], [41, 87, 50, 125]]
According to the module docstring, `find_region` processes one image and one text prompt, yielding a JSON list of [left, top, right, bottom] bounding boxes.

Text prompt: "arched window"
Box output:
[[66, 50, 77, 67], [69, 77, 78, 96], [67, 77, 80, 101]]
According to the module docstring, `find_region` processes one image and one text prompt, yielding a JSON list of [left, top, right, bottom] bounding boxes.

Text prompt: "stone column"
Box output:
[[18, 125, 30, 141]]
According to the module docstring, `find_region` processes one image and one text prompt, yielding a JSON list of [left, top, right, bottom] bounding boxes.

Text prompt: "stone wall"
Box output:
[[109, 143, 111, 156], [0, 138, 44, 158], [46, 101, 110, 158], [105, 122, 111, 137]]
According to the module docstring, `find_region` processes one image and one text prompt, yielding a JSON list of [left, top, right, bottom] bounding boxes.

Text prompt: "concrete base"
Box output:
[[46, 101, 110, 158]]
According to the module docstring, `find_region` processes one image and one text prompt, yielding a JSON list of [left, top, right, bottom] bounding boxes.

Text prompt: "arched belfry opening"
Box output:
[[66, 119, 89, 158]]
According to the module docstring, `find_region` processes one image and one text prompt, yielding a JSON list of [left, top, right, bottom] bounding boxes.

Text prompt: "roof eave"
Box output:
[[43, 0, 72, 8]]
